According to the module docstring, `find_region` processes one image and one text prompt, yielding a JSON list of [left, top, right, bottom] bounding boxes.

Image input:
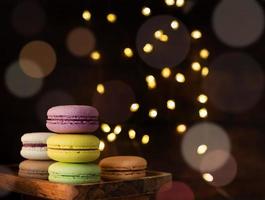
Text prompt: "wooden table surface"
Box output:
[[0, 166, 172, 200]]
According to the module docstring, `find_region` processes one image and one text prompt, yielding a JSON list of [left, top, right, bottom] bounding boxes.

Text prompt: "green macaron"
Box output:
[[48, 162, 100, 184]]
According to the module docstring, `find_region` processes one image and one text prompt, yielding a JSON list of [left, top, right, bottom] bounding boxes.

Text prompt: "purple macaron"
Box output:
[[46, 105, 99, 133]]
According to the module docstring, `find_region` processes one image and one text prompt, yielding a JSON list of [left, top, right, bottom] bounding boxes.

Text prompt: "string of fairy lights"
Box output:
[[81, 0, 210, 153]]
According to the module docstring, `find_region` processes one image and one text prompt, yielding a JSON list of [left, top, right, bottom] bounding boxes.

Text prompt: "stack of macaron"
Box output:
[[19, 132, 54, 179], [46, 105, 101, 184]]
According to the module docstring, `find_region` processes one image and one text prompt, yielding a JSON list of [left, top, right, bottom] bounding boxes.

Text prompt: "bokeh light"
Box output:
[[106, 13, 117, 23], [19, 40, 57, 78], [200, 49, 210, 59], [123, 48, 134, 58], [167, 99, 176, 110], [171, 20, 179, 30], [149, 108, 158, 118], [107, 133, 116, 142], [176, 0, 185, 7], [5, 62, 43, 98], [145, 75, 157, 89], [197, 144, 208, 155], [202, 173, 213, 182], [199, 108, 208, 118], [11, 1, 46, 36], [90, 51, 101, 61], [181, 122, 231, 171], [201, 67, 209, 77], [96, 84, 105, 94], [99, 140, 105, 151], [176, 124, 187, 134], [66, 27, 96, 57], [157, 182, 194, 200], [82, 10, 91, 21], [212, 0, 264, 47], [191, 30, 202, 39], [36, 90, 75, 125], [137, 15, 190, 69], [101, 123, 111, 133], [203, 52, 264, 113], [161, 67, 171, 78], [197, 94, 208, 104], [130, 103, 140, 112], [142, 134, 150, 144], [92, 80, 135, 124], [154, 30, 163, 39], [128, 129, 136, 139], [165, 0, 175, 6], [142, 7, 151, 16], [191, 62, 201, 71], [175, 73, 185, 83], [113, 125, 122, 135]]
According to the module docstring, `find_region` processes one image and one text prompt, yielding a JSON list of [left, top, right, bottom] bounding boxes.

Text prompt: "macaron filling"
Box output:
[[47, 115, 98, 125], [23, 144, 47, 147]]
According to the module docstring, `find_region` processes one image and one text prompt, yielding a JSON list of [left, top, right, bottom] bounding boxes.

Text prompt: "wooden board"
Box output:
[[0, 165, 171, 200]]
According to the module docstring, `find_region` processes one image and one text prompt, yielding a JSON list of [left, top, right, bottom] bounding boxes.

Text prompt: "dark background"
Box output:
[[0, 0, 265, 199]]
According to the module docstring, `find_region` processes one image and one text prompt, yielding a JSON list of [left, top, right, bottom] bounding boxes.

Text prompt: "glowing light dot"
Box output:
[[154, 30, 163, 39], [171, 20, 179, 30], [191, 62, 201, 71], [199, 108, 208, 118], [161, 67, 171, 78], [107, 133, 116, 142], [200, 49, 210, 59], [145, 75, 156, 89], [142, 7, 151, 16], [96, 84, 105, 94], [167, 99, 176, 110], [90, 51, 101, 60], [197, 94, 208, 104], [142, 134, 150, 144], [123, 48, 133, 58], [130, 103, 140, 112], [201, 67, 209, 77], [143, 43, 153, 53], [149, 109, 158, 118], [160, 34, 169, 42], [106, 13, 117, 23], [176, 124, 187, 134], [113, 125, 122, 134], [175, 73, 185, 83], [128, 129, 136, 139], [191, 30, 202, 39], [176, 0, 185, 7], [203, 173, 214, 182], [101, 123, 111, 133], [197, 144, 208, 155], [99, 140, 105, 151], [82, 10, 91, 21], [165, 0, 175, 6]]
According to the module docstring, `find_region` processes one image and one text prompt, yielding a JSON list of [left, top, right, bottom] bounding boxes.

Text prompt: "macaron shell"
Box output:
[[47, 149, 100, 163], [20, 147, 50, 160], [101, 170, 146, 180], [21, 132, 54, 144], [47, 105, 99, 117], [48, 174, 100, 184]]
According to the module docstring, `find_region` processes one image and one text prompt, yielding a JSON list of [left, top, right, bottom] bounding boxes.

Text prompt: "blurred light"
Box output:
[[142, 7, 151, 16], [106, 13, 117, 23], [154, 30, 163, 39], [66, 27, 95, 57], [197, 94, 208, 104], [175, 73, 185, 83], [142, 135, 150, 144], [82, 10, 91, 21], [203, 173, 214, 182], [143, 43, 153, 53], [165, 0, 175, 6], [191, 62, 201, 71], [123, 48, 133, 58], [19, 40, 57, 78], [197, 144, 208, 155], [145, 75, 156, 89], [176, 0, 185, 7], [167, 99, 176, 110], [113, 125, 122, 134], [96, 84, 105, 94], [201, 67, 209, 77], [101, 123, 111, 133], [149, 109, 158, 118], [130, 103, 140, 112], [128, 129, 136, 139], [99, 140, 105, 151], [107, 133, 116, 142], [161, 67, 171, 78], [176, 124, 187, 134], [90, 51, 101, 60], [191, 30, 202, 39], [171, 20, 179, 30], [200, 49, 210, 59], [160, 34, 169, 42], [199, 108, 208, 118]]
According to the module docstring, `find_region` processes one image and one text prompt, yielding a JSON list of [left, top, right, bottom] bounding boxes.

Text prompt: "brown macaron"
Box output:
[[99, 156, 147, 180]]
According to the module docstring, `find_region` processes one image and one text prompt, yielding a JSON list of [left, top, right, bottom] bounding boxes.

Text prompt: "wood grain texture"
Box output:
[[0, 166, 171, 200]]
